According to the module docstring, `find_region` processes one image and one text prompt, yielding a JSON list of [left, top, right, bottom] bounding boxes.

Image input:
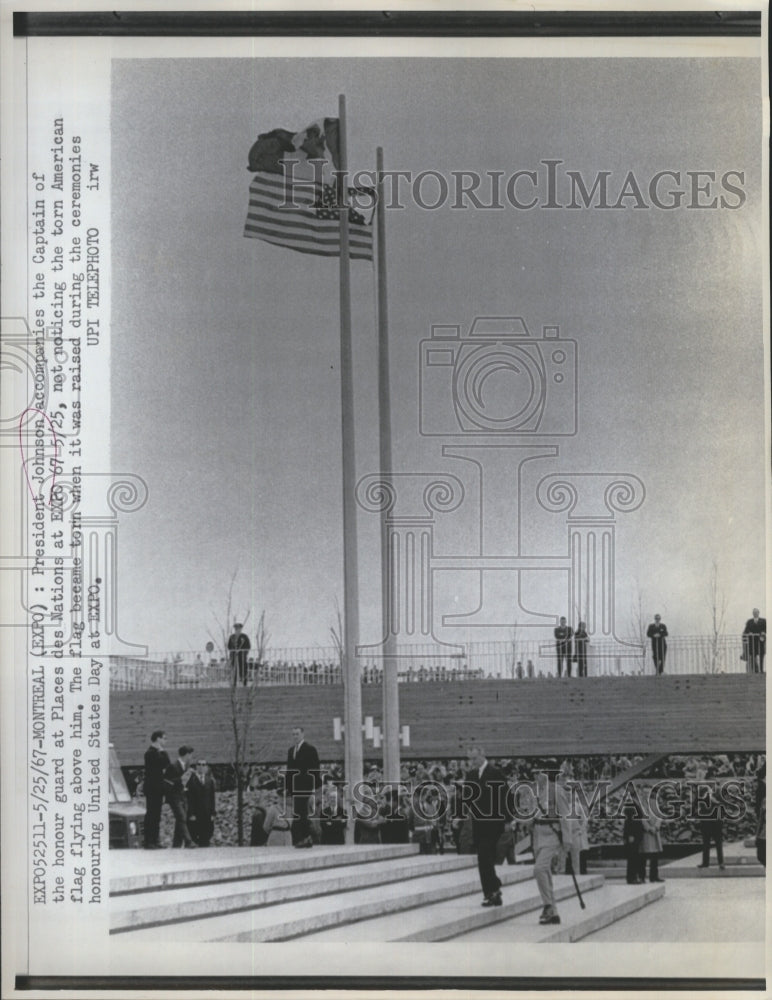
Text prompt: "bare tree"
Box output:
[[704, 560, 729, 674], [508, 620, 521, 679], [209, 571, 270, 845], [627, 581, 648, 675]]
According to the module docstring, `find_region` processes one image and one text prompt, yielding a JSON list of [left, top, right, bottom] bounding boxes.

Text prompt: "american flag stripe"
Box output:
[[244, 174, 374, 262]]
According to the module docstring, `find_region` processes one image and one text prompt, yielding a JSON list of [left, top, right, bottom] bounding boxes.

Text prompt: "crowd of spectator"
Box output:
[[146, 657, 489, 687], [127, 751, 765, 853]]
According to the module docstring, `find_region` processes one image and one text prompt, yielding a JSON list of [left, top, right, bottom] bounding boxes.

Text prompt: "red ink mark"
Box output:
[[18, 408, 60, 506]]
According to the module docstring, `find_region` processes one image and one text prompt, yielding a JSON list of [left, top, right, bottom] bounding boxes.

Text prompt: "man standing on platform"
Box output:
[[187, 758, 217, 847], [143, 729, 170, 849], [285, 726, 321, 848], [554, 617, 573, 677], [465, 746, 507, 907], [228, 622, 251, 686], [742, 608, 766, 673], [646, 614, 669, 674], [164, 745, 196, 848], [573, 621, 589, 678]]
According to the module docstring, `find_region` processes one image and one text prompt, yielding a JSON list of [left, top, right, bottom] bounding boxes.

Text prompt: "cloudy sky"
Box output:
[[111, 51, 766, 656]]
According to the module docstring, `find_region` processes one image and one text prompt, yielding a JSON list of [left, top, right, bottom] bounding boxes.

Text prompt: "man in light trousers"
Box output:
[[529, 759, 582, 926]]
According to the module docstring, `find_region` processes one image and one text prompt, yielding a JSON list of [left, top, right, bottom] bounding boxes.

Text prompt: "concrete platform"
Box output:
[[587, 840, 765, 879], [584, 877, 766, 943], [659, 840, 765, 878]]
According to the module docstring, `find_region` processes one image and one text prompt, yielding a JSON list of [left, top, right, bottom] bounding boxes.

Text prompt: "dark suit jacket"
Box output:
[[228, 632, 251, 665], [465, 762, 507, 833], [144, 745, 170, 795], [187, 772, 216, 818], [163, 759, 187, 801], [743, 618, 766, 641], [646, 622, 668, 645], [573, 628, 589, 651], [622, 814, 643, 849], [285, 740, 321, 796]]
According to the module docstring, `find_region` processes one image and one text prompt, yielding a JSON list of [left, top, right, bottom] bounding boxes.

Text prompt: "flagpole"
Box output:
[[376, 146, 400, 786], [338, 94, 363, 839]]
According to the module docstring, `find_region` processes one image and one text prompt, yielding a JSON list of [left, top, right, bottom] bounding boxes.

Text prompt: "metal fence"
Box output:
[[109, 634, 753, 691]]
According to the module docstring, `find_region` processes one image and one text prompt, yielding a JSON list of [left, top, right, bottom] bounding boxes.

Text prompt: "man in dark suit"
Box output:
[[228, 622, 251, 686], [187, 758, 217, 847], [742, 609, 766, 674], [285, 726, 321, 848], [163, 745, 196, 848], [143, 729, 170, 849], [465, 746, 507, 906], [573, 621, 589, 678], [646, 614, 668, 674], [554, 617, 573, 677]]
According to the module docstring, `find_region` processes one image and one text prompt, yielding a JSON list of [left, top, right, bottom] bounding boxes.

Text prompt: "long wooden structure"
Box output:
[[110, 674, 765, 766]]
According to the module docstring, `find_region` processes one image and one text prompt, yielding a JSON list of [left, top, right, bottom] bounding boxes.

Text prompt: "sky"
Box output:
[[110, 54, 767, 656]]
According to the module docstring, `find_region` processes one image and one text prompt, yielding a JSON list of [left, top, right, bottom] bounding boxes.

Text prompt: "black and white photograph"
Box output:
[[0, 6, 768, 996]]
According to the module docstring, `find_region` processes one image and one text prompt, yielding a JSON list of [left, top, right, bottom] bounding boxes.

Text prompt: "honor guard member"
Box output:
[[528, 759, 569, 925], [227, 622, 251, 686]]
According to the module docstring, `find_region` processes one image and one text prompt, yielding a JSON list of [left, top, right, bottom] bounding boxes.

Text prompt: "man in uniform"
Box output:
[[528, 759, 573, 925], [227, 622, 251, 686]]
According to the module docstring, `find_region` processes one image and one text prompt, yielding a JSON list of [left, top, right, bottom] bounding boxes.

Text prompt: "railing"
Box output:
[[109, 635, 755, 690]]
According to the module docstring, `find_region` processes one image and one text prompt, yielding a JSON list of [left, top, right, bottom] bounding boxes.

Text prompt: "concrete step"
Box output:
[[446, 880, 665, 942], [114, 859, 538, 943], [110, 843, 419, 894], [301, 873, 606, 942], [110, 852, 475, 932]]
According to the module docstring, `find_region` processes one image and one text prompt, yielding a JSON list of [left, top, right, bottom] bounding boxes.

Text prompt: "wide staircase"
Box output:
[[110, 844, 663, 943]]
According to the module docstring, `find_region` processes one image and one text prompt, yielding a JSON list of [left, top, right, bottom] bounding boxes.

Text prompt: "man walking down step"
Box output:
[[285, 726, 321, 848], [465, 746, 507, 907], [528, 760, 569, 925]]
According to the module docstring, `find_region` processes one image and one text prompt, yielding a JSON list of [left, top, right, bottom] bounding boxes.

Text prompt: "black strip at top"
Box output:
[[12, 10, 763, 38]]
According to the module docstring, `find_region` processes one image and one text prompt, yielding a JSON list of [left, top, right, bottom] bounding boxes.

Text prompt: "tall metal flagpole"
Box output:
[[337, 95, 363, 838], [377, 146, 400, 786]]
